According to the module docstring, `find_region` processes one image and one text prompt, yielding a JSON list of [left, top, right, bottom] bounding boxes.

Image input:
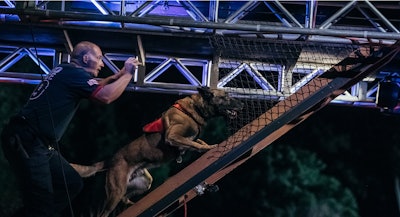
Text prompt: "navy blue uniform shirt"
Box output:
[[19, 63, 103, 142]]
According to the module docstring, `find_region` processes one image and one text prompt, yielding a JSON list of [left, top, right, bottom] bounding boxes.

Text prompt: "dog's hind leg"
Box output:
[[99, 161, 130, 217]]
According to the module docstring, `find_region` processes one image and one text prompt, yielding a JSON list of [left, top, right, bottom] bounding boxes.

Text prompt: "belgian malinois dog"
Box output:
[[98, 87, 243, 217]]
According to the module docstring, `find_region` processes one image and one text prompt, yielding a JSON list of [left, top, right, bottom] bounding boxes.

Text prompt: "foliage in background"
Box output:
[[184, 144, 358, 217], [280, 106, 400, 217], [0, 84, 33, 217]]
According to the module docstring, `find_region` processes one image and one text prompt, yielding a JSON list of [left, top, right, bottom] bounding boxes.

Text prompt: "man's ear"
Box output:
[[82, 54, 89, 65]]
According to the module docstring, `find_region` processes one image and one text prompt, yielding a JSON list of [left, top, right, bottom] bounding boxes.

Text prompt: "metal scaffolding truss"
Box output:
[[1, 0, 400, 107], [0, 43, 378, 105], [1, 0, 399, 39]]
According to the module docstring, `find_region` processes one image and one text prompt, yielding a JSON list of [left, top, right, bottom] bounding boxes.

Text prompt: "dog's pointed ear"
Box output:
[[197, 86, 213, 100]]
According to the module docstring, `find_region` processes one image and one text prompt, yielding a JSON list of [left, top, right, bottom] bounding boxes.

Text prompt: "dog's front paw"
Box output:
[[196, 139, 218, 151]]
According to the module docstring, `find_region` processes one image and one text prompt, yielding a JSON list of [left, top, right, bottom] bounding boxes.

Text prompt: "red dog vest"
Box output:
[[142, 118, 164, 133], [142, 104, 186, 133]]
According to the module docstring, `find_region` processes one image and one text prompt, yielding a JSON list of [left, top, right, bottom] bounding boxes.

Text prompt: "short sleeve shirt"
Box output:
[[19, 63, 103, 142]]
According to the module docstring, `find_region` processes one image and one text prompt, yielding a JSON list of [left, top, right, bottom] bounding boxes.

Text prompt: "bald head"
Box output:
[[71, 41, 100, 61], [70, 41, 104, 76]]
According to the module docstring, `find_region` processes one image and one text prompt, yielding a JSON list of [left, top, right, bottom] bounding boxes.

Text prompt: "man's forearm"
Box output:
[[94, 72, 133, 104]]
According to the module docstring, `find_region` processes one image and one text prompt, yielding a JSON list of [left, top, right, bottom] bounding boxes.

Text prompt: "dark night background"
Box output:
[[1, 1, 400, 217], [1, 83, 400, 217]]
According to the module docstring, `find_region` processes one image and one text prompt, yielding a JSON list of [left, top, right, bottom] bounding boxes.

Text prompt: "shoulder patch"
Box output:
[[87, 79, 99, 86]]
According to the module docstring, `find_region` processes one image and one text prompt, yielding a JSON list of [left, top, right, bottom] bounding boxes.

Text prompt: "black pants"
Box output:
[[1, 117, 83, 217]]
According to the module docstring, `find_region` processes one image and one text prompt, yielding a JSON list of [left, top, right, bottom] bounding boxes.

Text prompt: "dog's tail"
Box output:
[[70, 161, 106, 178]]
